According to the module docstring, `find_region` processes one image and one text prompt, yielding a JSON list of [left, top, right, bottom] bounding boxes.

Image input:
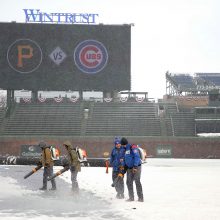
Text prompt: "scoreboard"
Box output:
[[0, 22, 131, 91]]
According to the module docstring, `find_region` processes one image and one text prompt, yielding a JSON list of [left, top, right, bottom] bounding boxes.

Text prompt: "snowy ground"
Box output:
[[0, 159, 220, 220]]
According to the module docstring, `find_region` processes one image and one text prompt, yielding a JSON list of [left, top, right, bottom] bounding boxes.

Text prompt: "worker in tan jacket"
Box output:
[[63, 140, 81, 193], [38, 141, 56, 190]]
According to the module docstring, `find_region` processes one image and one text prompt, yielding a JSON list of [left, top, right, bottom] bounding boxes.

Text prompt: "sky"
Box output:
[[1, 0, 220, 99], [1, 159, 220, 219]]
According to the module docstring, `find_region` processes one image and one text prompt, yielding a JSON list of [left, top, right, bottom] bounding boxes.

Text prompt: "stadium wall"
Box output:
[[0, 136, 220, 159]]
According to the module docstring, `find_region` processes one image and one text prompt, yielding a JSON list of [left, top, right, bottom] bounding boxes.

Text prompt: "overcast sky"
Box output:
[[1, 0, 220, 99]]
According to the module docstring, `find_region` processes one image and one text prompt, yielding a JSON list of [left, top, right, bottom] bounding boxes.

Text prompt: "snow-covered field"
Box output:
[[0, 159, 220, 220]]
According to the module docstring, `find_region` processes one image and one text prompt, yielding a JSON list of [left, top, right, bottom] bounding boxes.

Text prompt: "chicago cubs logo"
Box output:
[[74, 40, 108, 74]]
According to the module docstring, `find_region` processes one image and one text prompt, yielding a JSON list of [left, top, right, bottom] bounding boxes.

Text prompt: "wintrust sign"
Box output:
[[23, 9, 99, 24]]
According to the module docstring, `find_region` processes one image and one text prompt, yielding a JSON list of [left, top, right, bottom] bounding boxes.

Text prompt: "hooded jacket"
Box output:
[[110, 146, 125, 172], [63, 140, 81, 172], [39, 142, 54, 167], [124, 144, 141, 168]]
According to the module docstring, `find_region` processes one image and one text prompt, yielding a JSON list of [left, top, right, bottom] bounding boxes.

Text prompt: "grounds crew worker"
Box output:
[[110, 138, 126, 199], [63, 140, 81, 193], [120, 137, 144, 202], [38, 141, 56, 191]]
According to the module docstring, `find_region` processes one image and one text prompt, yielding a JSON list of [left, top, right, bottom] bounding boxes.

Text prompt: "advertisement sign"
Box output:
[[156, 145, 172, 157], [20, 145, 41, 157], [23, 9, 99, 24]]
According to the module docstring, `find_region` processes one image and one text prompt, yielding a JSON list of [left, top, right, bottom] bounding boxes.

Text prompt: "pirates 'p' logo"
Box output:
[[7, 39, 42, 73]]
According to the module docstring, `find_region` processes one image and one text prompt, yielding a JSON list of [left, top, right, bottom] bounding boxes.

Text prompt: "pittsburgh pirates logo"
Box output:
[[7, 39, 42, 73]]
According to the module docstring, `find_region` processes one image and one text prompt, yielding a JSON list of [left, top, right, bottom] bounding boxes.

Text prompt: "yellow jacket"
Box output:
[[40, 147, 54, 167], [63, 141, 81, 172]]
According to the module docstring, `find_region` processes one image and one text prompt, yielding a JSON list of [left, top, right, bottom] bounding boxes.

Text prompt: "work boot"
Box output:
[[138, 198, 144, 202], [49, 187, 56, 191], [126, 198, 134, 202], [117, 194, 124, 199], [120, 194, 125, 199], [39, 187, 47, 190], [72, 187, 79, 194], [116, 193, 120, 199]]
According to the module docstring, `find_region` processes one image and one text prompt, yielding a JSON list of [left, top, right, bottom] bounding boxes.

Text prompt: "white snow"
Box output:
[[1, 159, 220, 220]]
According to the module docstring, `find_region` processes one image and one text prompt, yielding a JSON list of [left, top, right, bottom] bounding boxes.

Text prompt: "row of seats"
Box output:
[[0, 102, 162, 136], [0, 101, 209, 137], [159, 102, 196, 136], [171, 74, 196, 89], [85, 102, 161, 136], [196, 121, 220, 133], [0, 108, 5, 126], [2, 103, 82, 136], [196, 74, 220, 86]]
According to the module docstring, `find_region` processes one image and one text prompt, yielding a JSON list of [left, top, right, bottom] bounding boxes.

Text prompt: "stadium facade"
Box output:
[[0, 22, 220, 159]]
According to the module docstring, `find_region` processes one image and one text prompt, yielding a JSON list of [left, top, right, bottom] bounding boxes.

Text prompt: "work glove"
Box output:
[[118, 173, 124, 178], [132, 167, 138, 174], [62, 158, 69, 167], [37, 161, 42, 166], [119, 166, 125, 174], [70, 166, 75, 172], [119, 166, 124, 171]]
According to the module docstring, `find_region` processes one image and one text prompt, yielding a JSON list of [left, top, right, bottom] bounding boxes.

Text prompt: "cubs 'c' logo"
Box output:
[[74, 40, 108, 74]]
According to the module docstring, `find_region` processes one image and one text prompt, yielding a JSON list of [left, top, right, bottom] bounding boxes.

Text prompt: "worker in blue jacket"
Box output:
[[110, 138, 125, 199], [120, 137, 144, 202]]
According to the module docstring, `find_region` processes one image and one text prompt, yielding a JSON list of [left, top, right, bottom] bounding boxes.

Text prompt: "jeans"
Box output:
[[112, 171, 124, 196], [70, 166, 79, 192], [42, 166, 56, 189], [126, 166, 143, 200]]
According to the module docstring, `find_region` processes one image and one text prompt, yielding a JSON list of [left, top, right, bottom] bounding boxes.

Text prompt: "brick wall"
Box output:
[[0, 136, 220, 159]]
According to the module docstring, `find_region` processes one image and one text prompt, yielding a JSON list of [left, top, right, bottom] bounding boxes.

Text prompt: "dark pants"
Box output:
[[70, 166, 79, 192], [112, 171, 124, 196], [126, 166, 143, 200], [42, 166, 56, 189]]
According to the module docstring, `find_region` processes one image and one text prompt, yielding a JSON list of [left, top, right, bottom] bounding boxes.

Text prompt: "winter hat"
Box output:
[[114, 137, 121, 145], [120, 137, 128, 145], [114, 140, 121, 145], [38, 141, 46, 149], [63, 140, 72, 147]]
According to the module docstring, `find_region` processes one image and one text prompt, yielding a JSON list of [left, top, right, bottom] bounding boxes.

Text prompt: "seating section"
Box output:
[[164, 118, 173, 136], [170, 112, 195, 136], [85, 102, 161, 136], [159, 102, 178, 116], [195, 107, 220, 133], [195, 107, 220, 119], [2, 103, 82, 135], [196, 121, 220, 133], [171, 74, 196, 89], [159, 102, 195, 136], [0, 108, 5, 126], [196, 73, 220, 86], [0, 101, 207, 137]]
